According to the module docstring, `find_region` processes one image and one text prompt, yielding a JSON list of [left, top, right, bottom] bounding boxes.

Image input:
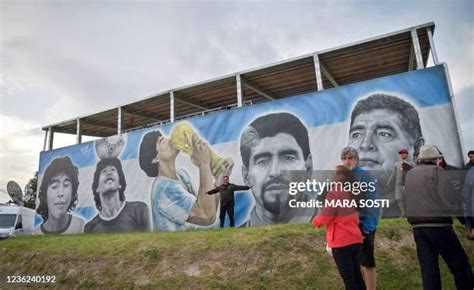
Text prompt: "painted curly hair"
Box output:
[[37, 156, 79, 221]]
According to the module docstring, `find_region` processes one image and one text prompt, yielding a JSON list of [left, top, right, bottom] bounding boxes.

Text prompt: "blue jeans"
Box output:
[[413, 226, 472, 290], [332, 243, 366, 290]]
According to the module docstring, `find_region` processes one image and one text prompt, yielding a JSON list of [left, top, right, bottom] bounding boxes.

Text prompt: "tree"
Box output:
[[23, 171, 38, 210]]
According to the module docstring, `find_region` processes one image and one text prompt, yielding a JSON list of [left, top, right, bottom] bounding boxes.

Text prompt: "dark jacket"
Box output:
[[405, 164, 462, 226], [441, 162, 465, 194], [465, 162, 474, 171], [207, 183, 250, 206]]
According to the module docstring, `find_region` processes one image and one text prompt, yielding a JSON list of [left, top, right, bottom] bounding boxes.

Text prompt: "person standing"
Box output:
[[386, 148, 414, 217], [313, 165, 365, 290], [207, 176, 251, 228], [465, 150, 474, 170], [461, 166, 474, 239], [340, 147, 380, 290], [405, 145, 472, 290]]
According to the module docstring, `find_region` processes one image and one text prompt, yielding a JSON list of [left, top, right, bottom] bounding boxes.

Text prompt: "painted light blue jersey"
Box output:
[[352, 165, 380, 232], [151, 169, 196, 231]]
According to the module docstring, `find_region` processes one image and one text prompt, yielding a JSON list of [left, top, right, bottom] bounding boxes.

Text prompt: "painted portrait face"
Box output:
[[96, 165, 120, 195], [348, 109, 413, 172], [245, 133, 309, 216], [46, 173, 72, 220], [156, 136, 179, 162]]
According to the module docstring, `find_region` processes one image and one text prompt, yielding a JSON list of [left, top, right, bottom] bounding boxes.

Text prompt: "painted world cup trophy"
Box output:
[[171, 122, 231, 178]]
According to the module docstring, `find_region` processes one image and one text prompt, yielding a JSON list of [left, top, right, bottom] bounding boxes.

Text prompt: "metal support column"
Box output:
[[47, 126, 54, 151], [117, 107, 123, 135], [426, 27, 439, 65], [76, 118, 82, 144], [236, 74, 243, 107], [313, 54, 324, 91], [43, 129, 48, 151], [411, 29, 424, 70], [170, 91, 175, 122]]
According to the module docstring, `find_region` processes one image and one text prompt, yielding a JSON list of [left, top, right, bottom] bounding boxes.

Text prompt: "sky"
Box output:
[[0, 0, 473, 203]]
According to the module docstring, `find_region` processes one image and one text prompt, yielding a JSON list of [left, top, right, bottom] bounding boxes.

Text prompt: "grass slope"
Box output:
[[1, 219, 473, 289]]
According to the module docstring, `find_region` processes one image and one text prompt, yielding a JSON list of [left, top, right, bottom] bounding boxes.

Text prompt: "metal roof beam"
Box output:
[[241, 78, 276, 101], [121, 107, 166, 122], [175, 96, 210, 110], [408, 43, 415, 71], [426, 27, 439, 65], [82, 121, 116, 130], [320, 63, 339, 87]]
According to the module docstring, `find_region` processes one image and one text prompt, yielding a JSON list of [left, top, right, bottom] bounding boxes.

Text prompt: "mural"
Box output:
[[34, 65, 463, 233]]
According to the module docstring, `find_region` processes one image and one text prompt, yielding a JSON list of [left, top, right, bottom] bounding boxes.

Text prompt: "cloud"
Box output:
[[1, 0, 473, 189], [0, 114, 97, 191], [0, 115, 43, 189], [454, 85, 474, 150], [0, 189, 10, 203]]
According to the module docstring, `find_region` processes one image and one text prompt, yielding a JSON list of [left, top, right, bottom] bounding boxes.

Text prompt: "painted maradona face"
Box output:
[[46, 173, 72, 220], [246, 133, 307, 215], [348, 109, 413, 172], [156, 136, 179, 162], [96, 165, 120, 196]]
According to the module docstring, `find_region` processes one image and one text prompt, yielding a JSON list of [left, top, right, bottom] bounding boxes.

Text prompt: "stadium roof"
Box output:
[[42, 22, 437, 149]]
